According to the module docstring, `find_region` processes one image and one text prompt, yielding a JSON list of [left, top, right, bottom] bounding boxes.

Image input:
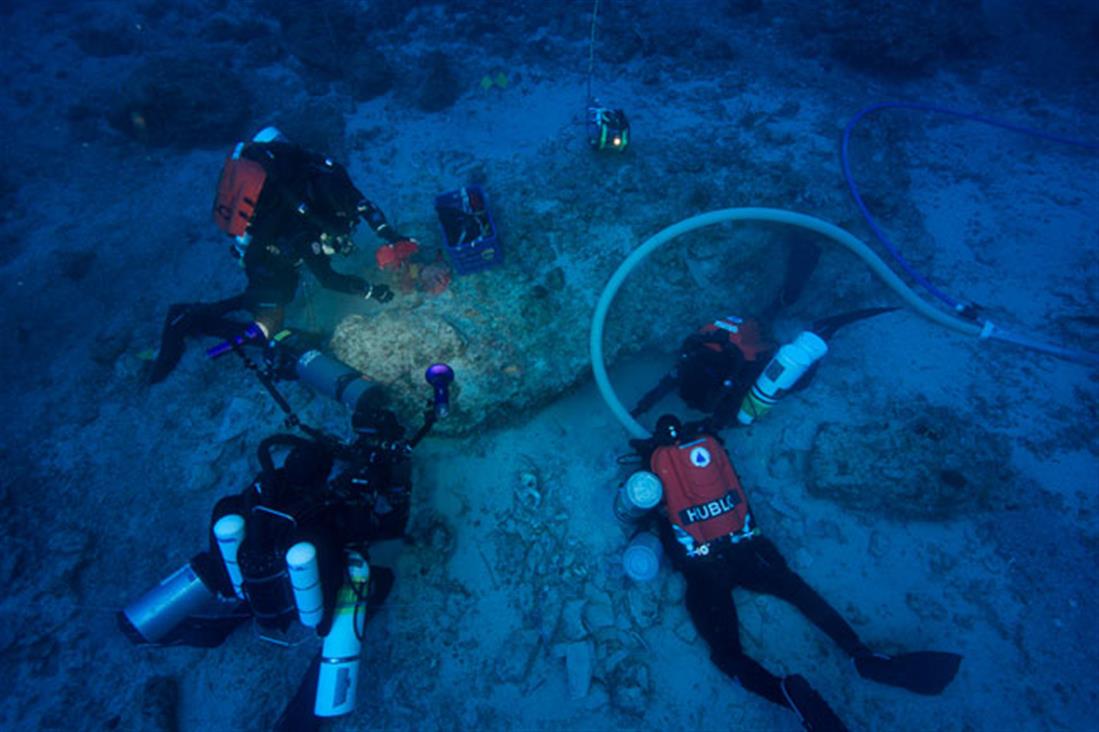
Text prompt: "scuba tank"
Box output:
[[737, 331, 828, 425], [296, 349, 385, 416], [118, 554, 238, 645], [237, 506, 301, 635], [315, 549, 371, 717], [613, 470, 663, 522], [622, 532, 663, 582], [213, 514, 247, 599], [286, 542, 324, 629], [736, 308, 896, 425]]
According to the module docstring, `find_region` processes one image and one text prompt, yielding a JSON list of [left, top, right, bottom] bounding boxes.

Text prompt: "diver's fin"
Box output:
[[811, 306, 899, 341], [780, 238, 822, 308], [274, 652, 322, 732], [854, 651, 962, 696], [781, 674, 849, 732]]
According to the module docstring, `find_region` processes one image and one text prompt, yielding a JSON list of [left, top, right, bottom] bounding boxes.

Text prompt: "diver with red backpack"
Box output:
[[630, 237, 898, 435], [621, 239, 960, 730], [148, 128, 419, 384], [626, 415, 962, 731]]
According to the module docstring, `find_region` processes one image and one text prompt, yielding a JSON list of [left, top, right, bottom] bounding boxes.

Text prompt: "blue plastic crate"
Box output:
[[434, 185, 502, 275]]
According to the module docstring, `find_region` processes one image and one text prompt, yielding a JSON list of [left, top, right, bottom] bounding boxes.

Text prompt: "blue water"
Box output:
[[1, 1, 1097, 730]]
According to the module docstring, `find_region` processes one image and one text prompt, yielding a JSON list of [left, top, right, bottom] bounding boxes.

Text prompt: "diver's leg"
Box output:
[[684, 556, 849, 730], [147, 303, 198, 384], [682, 569, 788, 706], [243, 271, 297, 335], [743, 540, 962, 695], [147, 295, 254, 383], [739, 537, 866, 656]]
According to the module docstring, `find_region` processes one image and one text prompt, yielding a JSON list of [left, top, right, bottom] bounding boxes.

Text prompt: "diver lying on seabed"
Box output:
[[625, 415, 961, 731], [630, 237, 898, 435], [618, 237, 959, 730]]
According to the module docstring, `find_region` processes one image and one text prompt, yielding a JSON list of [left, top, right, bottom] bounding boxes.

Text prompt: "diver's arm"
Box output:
[[630, 371, 679, 418], [357, 199, 406, 243], [304, 250, 368, 294], [304, 251, 393, 302]]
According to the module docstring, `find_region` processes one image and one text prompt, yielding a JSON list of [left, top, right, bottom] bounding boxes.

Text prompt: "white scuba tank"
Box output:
[[213, 514, 246, 599], [314, 549, 370, 717], [737, 331, 828, 425], [613, 470, 664, 522], [286, 542, 324, 629], [623, 532, 663, 582]]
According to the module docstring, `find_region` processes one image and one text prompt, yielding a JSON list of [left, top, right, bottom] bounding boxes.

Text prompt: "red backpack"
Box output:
[[651, 435, 755, 548], [212, 152, 267, 238]]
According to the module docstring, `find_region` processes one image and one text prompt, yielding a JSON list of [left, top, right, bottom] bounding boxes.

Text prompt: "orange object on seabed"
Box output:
[[419, 258, 452, 295], [375, 239, 420, 270]]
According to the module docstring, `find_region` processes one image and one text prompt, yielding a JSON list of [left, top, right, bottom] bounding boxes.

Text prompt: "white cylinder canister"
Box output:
[[314, 550, 370, 717], [286, 542, 324, 629], [213, 514, 246, 599], [614, 470, 664, 521], [738, 331, 828, 425], [623, 532, 663, 582]]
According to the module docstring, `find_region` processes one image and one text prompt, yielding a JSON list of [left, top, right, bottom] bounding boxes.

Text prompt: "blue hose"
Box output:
[[841, 101, 1099, 312]]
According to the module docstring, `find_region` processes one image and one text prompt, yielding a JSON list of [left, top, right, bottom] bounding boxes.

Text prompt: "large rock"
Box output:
[[329, 309, 468, 429], [807, 397, 1016, 520], [330, 98, 871, 436]]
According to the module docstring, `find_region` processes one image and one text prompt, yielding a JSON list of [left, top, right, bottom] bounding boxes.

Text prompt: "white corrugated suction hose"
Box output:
[[589, 207, 1097, 439]]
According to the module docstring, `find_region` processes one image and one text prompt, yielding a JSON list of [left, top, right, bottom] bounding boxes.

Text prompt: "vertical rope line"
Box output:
[[587, 0, 600, 102]]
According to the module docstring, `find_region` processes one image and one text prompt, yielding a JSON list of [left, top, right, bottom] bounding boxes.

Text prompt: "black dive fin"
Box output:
[[780, 238, 822, 308], [811, 306, 899, 341], [781, 675, 849, 732], [855, 651, 962, 696], [274, 652, 322, 732]]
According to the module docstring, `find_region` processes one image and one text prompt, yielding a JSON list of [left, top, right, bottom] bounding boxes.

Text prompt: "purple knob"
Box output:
[[425, 363, 455, 418]]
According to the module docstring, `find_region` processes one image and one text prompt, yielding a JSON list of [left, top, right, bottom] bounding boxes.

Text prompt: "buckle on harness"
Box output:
[[689, 527, 759, 558]]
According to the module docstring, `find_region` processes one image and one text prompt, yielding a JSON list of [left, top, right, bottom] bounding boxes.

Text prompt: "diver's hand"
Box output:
[[363, 283, 394, 303]]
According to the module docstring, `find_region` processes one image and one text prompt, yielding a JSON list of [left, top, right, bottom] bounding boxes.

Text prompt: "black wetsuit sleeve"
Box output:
[[304, 250, 367, 295], [358, 199, 404, 243], [630, 371, 679, 418], [705, 356, 770, 433]]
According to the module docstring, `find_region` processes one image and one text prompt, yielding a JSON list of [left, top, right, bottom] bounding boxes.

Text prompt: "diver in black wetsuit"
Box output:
[[630, 416, 962, 732], [624, 238, 959, 729], [119, 353, 456, 731], [118, 429, 403, 731], [148, 129, 417, 384], [630, 237, 895, 434]]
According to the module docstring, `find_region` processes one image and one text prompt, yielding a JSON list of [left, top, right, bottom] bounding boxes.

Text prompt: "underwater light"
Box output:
[[583, 0, 630, 153]]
